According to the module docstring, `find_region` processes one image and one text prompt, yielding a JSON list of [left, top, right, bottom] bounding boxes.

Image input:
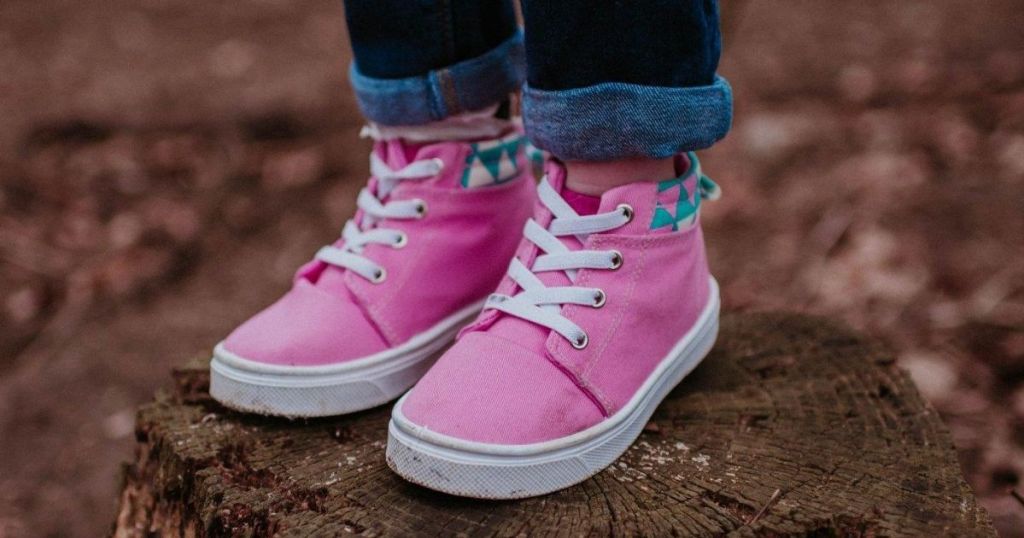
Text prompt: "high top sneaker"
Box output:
[[387, 153, 720, 498], [210, 131, 536, 417]]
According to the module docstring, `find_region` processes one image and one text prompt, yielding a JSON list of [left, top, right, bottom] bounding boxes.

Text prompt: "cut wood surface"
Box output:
[[113, 313, 995, 537]]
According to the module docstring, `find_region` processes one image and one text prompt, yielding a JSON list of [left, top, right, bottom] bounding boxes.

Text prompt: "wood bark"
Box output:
[[113, 313, 995, 537]]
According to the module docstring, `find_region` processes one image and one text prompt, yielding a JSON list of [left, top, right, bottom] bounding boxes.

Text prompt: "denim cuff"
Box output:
[[349, 31, 525, 126], [522, 75, 733, 160]]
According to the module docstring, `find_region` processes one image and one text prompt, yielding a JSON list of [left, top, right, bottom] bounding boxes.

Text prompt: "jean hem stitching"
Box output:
[[350, 30, 525, 126]]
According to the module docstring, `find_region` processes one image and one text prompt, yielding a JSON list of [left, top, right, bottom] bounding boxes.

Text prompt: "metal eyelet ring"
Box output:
[[617, 203, 635, 223], [370, 267, 387, 283], [414, 201, 428, 218], [392, 233, 408, 249], [609, 250, 624, 270], [592, 290, 607, 308], [571, 333, 589, 350]]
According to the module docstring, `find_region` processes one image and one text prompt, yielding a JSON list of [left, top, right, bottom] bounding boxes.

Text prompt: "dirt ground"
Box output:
[[1, 1, 1022, 536]]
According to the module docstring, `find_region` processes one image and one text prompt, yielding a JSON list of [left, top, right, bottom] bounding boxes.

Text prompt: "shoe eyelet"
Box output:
[[571, 333, 589, 350], [414, 201, 428, 218], [617, 203, 634, 223], [592, 290, 606, 308], [370, 267, 387, 283], [609, 250, 623, 270], [392, 232, 408, 249]]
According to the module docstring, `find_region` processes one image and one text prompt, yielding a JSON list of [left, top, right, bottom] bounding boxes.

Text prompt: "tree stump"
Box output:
[[113, 313, 995, 537]]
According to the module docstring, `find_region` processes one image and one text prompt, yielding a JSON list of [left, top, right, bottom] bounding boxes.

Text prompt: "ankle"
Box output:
[[564, 157, 676, 196]]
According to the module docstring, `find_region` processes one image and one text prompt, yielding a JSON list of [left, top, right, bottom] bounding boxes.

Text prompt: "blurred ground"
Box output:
[[0, 0, 1022, 536]]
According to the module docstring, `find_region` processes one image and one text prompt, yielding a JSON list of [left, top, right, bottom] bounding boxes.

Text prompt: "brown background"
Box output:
[[1, 0, 1022, 536]]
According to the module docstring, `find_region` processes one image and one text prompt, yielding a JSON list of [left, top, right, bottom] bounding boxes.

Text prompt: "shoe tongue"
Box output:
[[484, 159, 586, 350], [380, 138, 423, 169], [561, 186, 602, 216], [314, 138, 431, 298]]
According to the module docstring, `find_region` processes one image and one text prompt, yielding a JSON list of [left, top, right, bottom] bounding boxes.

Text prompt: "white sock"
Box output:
[[360, 104, 513, 143]]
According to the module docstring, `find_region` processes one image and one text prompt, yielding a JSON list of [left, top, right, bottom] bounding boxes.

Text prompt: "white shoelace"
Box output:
[[484, 178, 633, 349], [315, 153, 443, 282]]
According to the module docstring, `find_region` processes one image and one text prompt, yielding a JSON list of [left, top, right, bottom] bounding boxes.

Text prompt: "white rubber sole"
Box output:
[[386, 279, 720, 499], [209, 299, 485, 418]]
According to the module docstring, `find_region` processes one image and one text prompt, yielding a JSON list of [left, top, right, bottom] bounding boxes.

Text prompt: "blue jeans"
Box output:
[[342, 0, 732, 160]]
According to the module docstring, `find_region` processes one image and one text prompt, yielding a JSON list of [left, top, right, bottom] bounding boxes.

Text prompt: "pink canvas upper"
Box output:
[[401, 156, 714, 444], [222, 136, 536, 367]]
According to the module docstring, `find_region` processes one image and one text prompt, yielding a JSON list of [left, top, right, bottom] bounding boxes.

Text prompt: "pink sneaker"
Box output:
[[387, 153, 720, 498], [210, 132, 536, 416]]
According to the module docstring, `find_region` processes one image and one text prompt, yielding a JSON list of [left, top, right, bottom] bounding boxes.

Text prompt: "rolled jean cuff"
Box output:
[[522, 75, 733, 160], [349, 31, 525, 126]]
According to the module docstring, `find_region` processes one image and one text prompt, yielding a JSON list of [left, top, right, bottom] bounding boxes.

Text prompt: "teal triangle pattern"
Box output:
[[649, 152, 721, 232], [460, 134, 524, 188]]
